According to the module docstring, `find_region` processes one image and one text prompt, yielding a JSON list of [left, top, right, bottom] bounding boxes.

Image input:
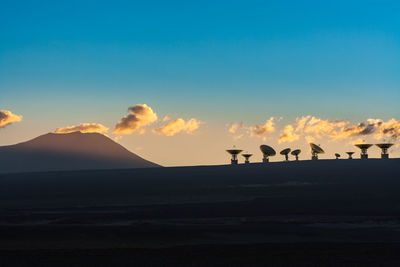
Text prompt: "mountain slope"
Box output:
[[0, 132, 160, 173]]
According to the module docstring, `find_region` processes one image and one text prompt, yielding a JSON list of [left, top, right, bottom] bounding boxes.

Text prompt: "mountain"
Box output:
[[0, 132, 160, 173]]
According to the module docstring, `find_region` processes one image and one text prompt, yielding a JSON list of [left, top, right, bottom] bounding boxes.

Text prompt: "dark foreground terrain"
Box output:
[[1, 159, 400, 266]]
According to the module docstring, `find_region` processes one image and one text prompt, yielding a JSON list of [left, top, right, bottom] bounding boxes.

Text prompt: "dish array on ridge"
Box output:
[[226, 143, 395, 164]]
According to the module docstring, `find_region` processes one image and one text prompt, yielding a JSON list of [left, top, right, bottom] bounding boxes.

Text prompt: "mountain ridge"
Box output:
[[0, 131, 160, 173]]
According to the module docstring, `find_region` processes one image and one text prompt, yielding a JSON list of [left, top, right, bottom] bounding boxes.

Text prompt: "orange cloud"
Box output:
[[153, 118, 201, 136], [279, 116, 400, 143], [329, 118, 400, 141], [0, 110, 22, 128], [228, 122, 244, 134], [278, 125, 299, 143], [113, 104, 157, 134], [251, 117, 275, 136], [54, 123, 109, 134]]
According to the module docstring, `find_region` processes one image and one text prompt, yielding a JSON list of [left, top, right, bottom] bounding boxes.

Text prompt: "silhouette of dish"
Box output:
[[355, 144, 373, 150], [376, 143, 394, 149], [260, 145, 276, 156], [226, 149, 243, 155], [310, 143, 325, 154], [280, 148, 291, 155], [291, 149, 301, 156], [242, 153, 253, 157]]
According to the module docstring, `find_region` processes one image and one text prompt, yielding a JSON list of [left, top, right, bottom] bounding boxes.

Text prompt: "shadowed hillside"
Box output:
[[1, 159, 400, 266], [0, 132, 159, 173]]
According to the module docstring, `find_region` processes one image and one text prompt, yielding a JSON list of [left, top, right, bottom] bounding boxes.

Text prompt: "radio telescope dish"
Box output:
[[335, 153, 341, 159], [355, 144, 373, 150], [280, 148, 291, 161], [309, 143, 325, 160], [226, 149, 243, 155], [310, 143, 325, 154], [376, 143, 394, 159], [242, 153, 253, 164], [355, 144, 373, 159], [226, 147, 243, 165], [291, 149, 301, 161], [260, 145, 276, 163], [346, 152, 354, 159]]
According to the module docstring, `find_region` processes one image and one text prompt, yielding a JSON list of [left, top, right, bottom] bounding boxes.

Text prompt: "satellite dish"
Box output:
[[376, 143, 394, 149], [291, 149, 301, 155], [309, 143, 325, 160], [280, 148, 291, 161], [335, 153, 341, 159], [346, 152, 354, 159], [226, 149, 243, 155], [259, 145, 276, 163], [310, 143, 325, 154], [376, 143, 394, 159], [242, 153, 253, 164], [291, 149, 301, 161], [355, 144, 373, 150], [354, 144, 373, 159], [226, 147, 243, 165]]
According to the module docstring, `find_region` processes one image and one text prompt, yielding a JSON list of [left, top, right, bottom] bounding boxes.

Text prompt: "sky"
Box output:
[[1, 0, 400, 166]]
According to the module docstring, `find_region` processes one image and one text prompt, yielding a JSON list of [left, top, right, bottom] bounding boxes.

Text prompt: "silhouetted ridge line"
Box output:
[[0, 132, 160, 173]]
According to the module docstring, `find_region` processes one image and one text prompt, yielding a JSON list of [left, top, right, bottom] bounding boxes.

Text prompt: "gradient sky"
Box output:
[[1, 0, 400, 166]]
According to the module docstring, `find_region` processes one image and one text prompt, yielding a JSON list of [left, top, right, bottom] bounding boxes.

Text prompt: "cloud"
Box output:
[[113, 104, 157, 134], [114, 135, 123, 142], [329, 118, 400, 141], [162, 115, 171, 122], [0, 110, 22, 128], [251, 117, 275, 136], [54, 123, 109, 134], [228, 122, 244, 134], [305, 135, 316, 143], [233, 134, 244, 140], [278, 125, 299, 143], [279, 116, 400, 143], [153, 118, 201, 136]]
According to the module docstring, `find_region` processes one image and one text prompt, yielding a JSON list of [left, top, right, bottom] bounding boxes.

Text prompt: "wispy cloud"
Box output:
[[228, 122, 244, 134], [153, 118, 201, 136], [162, 115, 171, 122], [0, 110, 22, 128], [113, 104, 157, 134], [54, 123, 109, 134]]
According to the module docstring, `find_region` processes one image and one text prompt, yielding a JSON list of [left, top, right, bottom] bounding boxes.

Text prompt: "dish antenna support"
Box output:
[[310, 143, 325, 160], [259, 145, 276, 163], [355, 144, 373, 159], [376, 143, 394, 159], [335, 153, 341, 160], [242, 153, 253, 164], [346, 152, 354, 159], [280, 148, 291, 161], [291, 149, 301, 161], [226, 147, 243, 165]]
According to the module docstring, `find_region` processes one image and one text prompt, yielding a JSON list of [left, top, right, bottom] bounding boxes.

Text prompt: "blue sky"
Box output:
[[1, 0, 400, 165]]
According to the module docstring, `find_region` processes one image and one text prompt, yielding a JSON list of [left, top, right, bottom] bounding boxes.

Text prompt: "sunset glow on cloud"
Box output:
[[0, 110, 22, 128], [113, 104, 157, 134], [278, 125, 299, 143], [54, 123, 109, 134], [250, 117, 275, 136], [228, 122, 244, 134], [153, 118, 201, 136], [277, 116, 400, 144]]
